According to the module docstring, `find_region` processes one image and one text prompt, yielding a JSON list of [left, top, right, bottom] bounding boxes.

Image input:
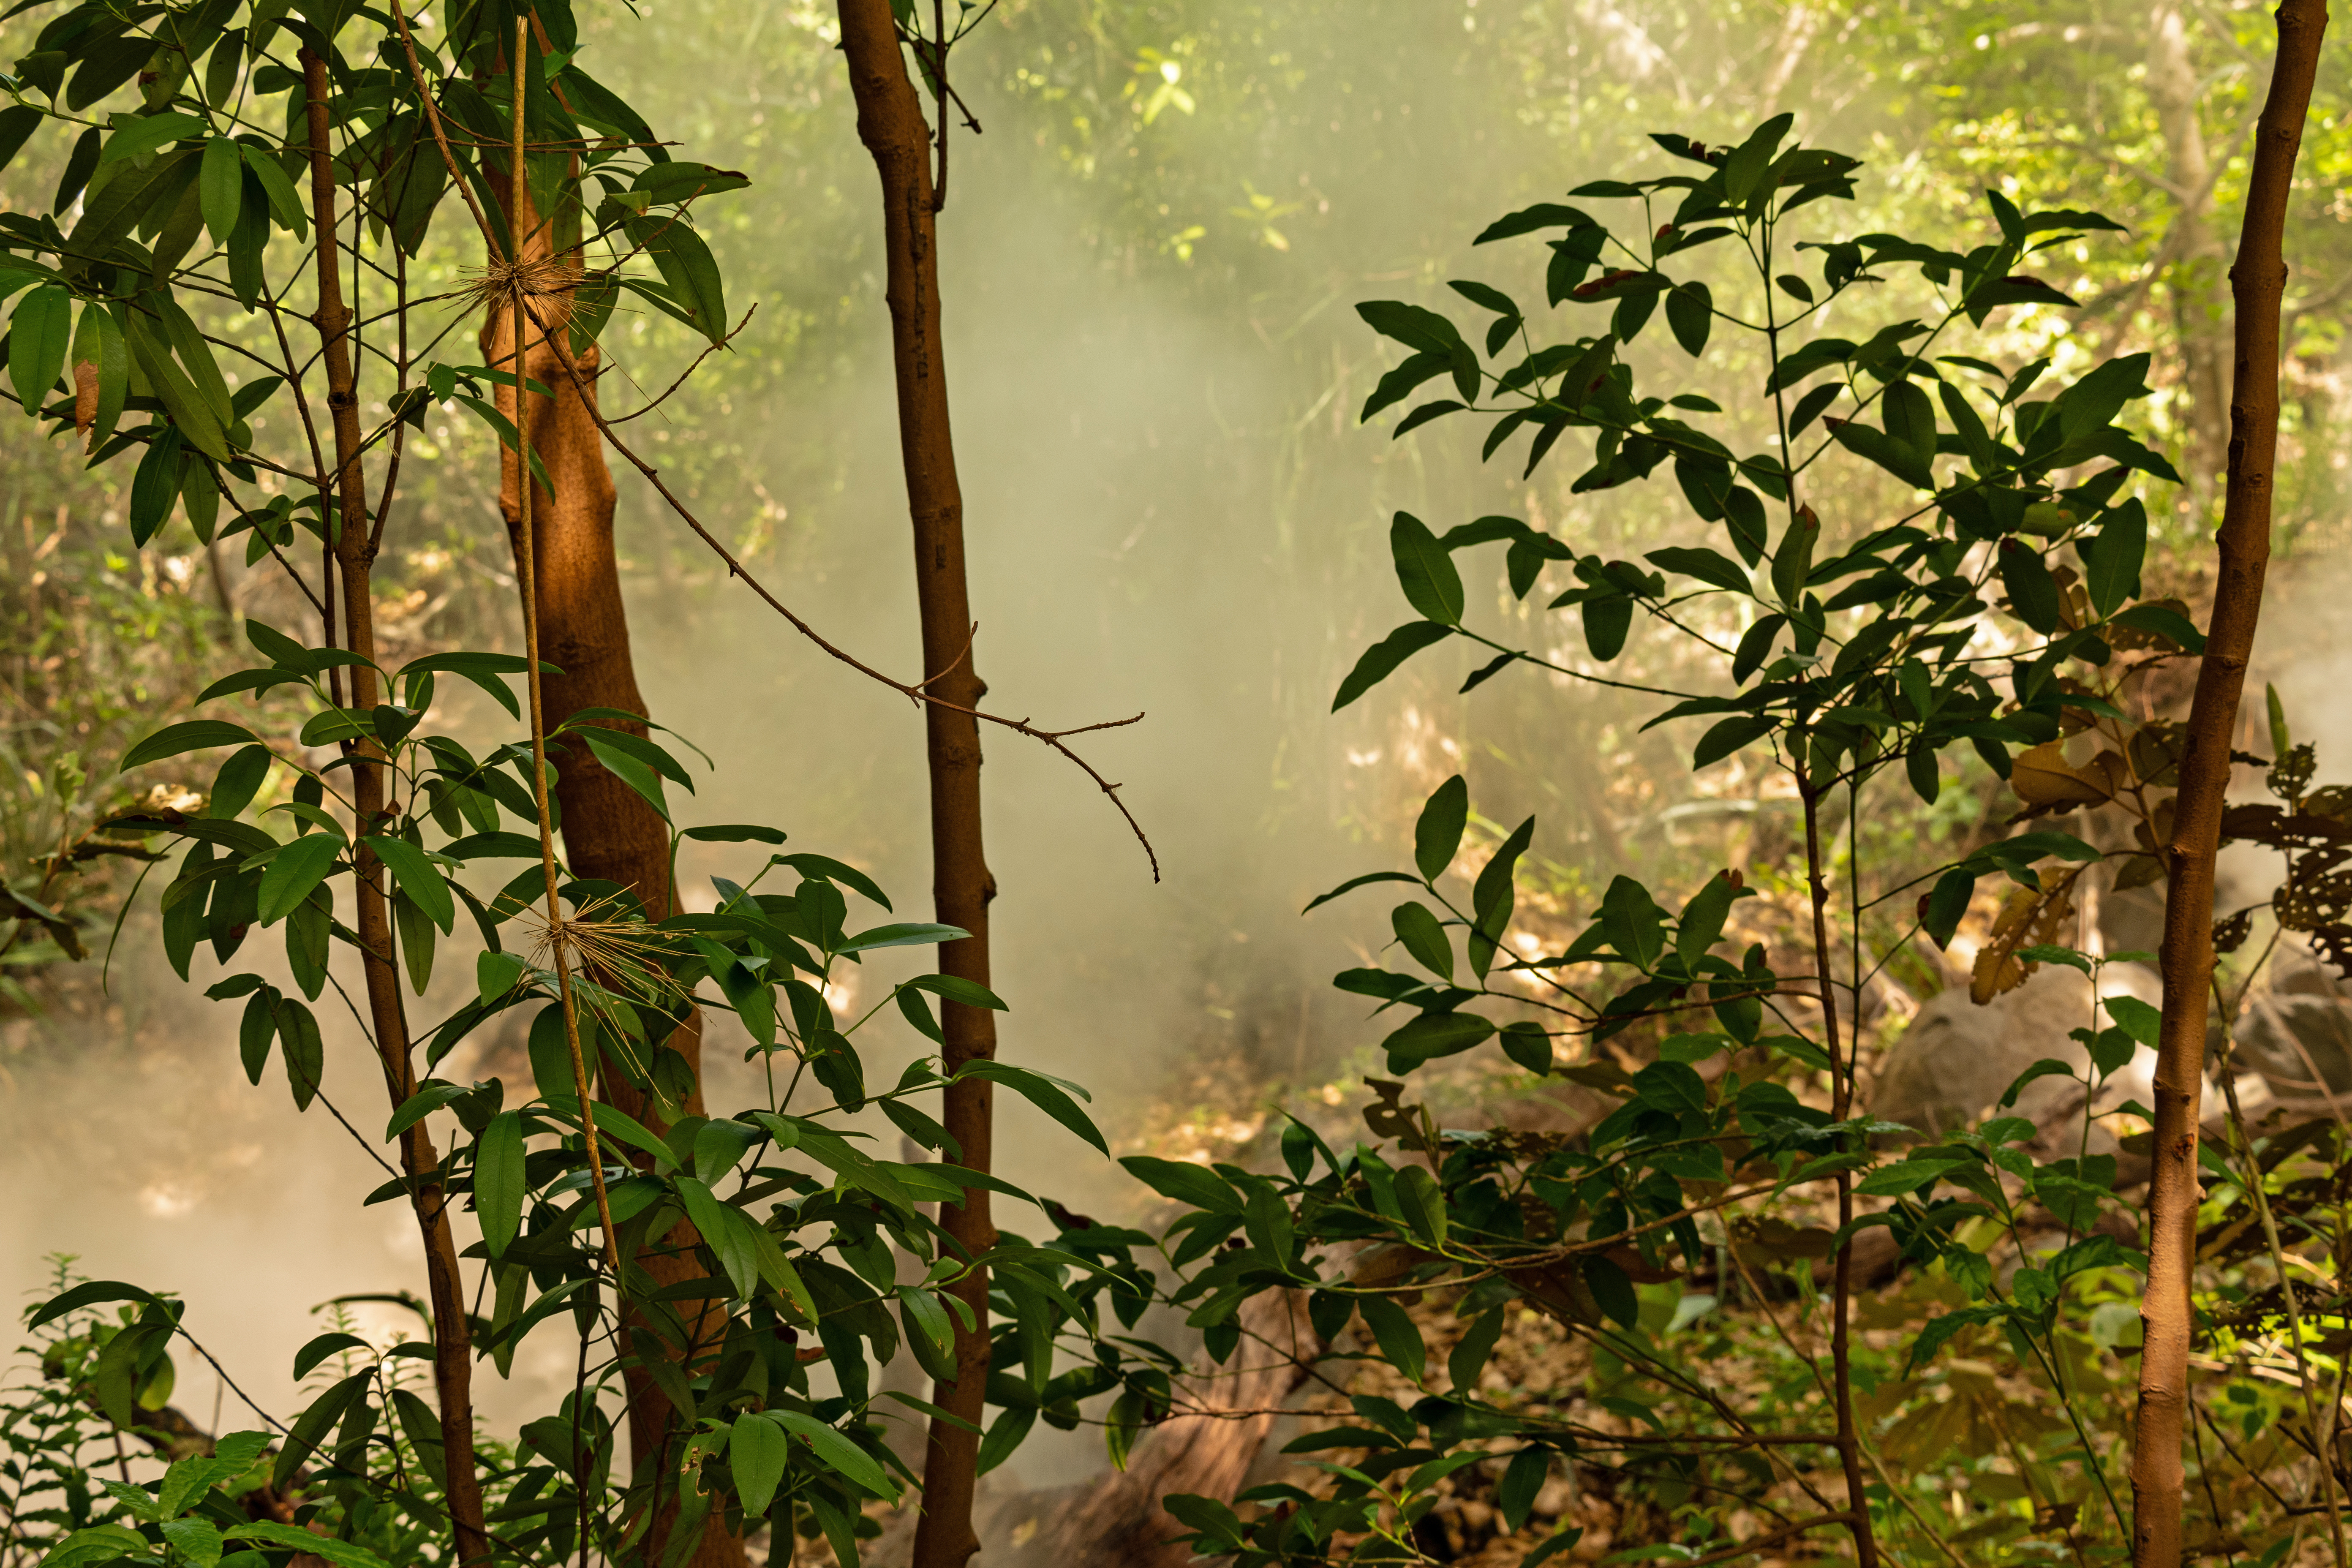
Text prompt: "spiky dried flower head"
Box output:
[[460, 250, 579, 317], [516, 889, 679, 1007]]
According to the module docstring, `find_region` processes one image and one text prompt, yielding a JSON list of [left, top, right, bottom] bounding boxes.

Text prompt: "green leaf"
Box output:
[[291, 1332, 370, 1382], [1414, 776, 1467, 882], [199, 137, 245, 245], [1676, 871, 1747, 966], [275, 996, 321, 1110], [1333, 622, 1453, 711], [957, 1061, 1108, 1156], [840, 921, 967, 953], [99, 112, 206, 167], [1390, 512, 1465, 625], [28, 1280, 163, 1331], [624, 215, 727, 343], [2110, 601, 2206, 652], [1645, 545, 1750, 594], [770, 1410, 898, 1499], [2080, 498, 2148, 616], [729, 1412, 789, 1516], [1664, 281, 1711, 356], [2105, 994, 2161, 1048], [10, 283, 70, 416], [1582, 1255, 1639, 1328], [1693, 715, 1775, 770], [1721, 113, 1793, 203], [1121, 1154, 1239, 1213], [1448, 1307, 1504, 1393], [1499, 1446, 1549, 1532], [239, 144, 306, 239], [576, 727, 670, 819], [1384, 1011, 1494, 1068], [225, 1523, 388, 1568], [1922, 868, 1974, 947], [1396, 1165, 1448, 1249], [1356, 1295, 1426, 1384], [1303, 870, 1424, 914], [1999, 541, 2061, 634], [363, 835, 454, 934], [256, 834, 340, 926], [238, 989, 275, 1083], [1391, 901, 1453, 980], [675, 1175, 758, 1298], [474, 1111, 525, 1258], [681, 823, 789, 844]]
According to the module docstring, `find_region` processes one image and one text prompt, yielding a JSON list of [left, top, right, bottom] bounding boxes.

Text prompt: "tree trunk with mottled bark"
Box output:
[[481, 78, 744, 1568]]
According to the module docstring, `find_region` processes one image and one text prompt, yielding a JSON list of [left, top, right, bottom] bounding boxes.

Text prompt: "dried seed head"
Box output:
[[516, 890, 678, 1005]]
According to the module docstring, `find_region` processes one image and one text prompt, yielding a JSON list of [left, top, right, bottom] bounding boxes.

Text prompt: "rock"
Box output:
[[2224, 940, 2352, 1119], [1869, 962, 2163, 1152]]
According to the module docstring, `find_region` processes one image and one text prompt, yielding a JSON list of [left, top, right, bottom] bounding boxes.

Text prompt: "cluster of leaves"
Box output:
[[0, 0, 1167, 1560], [0, 0, 735, 567], [1124, 118, 2269, 1565], [20, 615, 1168, 1564]]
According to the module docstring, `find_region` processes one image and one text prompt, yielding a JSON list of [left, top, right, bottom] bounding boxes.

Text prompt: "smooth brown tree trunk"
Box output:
[[2131, 0, 2330, 1560], [301, 47, 491, 1566], [835, 7, 1001, 1567], [482, 103, 745, 1568]]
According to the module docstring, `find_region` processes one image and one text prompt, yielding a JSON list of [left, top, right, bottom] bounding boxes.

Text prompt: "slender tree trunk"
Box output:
[[2146, 0, 2233, 502], [2130, 1, 2330, 1560], [300, 47, 490, 1566], [834, 7, 999, 1566], [480, 74, 744, 1568]]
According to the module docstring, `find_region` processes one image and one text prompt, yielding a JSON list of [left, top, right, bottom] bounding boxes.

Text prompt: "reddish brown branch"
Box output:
[[2130, 0, 2331, 1562], [299, 44, 491, 1567]]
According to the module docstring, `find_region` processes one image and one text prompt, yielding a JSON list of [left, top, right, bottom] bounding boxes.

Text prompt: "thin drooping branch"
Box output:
[[380, 17, 1157, 881], [298, 44, 491, 1567], [2130, 0, 2331, 1561]]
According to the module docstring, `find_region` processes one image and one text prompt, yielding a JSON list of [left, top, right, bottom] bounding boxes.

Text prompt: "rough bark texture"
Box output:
[[2130, 1, 2330, 1561], [301, 48, 490, 1566], [834, 7, 1000, 1567], [2145, 0, 2233, 498], [480, 98, 743, 1568]]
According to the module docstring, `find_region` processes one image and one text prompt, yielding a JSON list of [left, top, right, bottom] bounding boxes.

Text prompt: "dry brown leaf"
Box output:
[[1970, 866, 2081, 1004], [2010, 742, 2116, 810], [71, 359, 98, 444]]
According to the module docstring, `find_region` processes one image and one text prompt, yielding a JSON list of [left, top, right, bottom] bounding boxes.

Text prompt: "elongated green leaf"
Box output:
[[1334, 622, 1453, 711], [1390, 511, 1464, 625], [576, 727, 668, 819], [123, 719, 262, 771], [10, 283, 69, 416], [1413, 775, 1468, 881], [770, 1411, 898, 1499], [199, 137, 244, 245], [474, 1111, 525, 1258], [1121, 1154, 1239, 1213], [239, 143, 306, 239], [362, 835, 454, 934], [256, 834, 340, 925], [99, 112, 205, 167], [1356, 1296, 1426, 1383], [729, 1412, 789, 1516], [956, 1061, 1107, 1156]]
